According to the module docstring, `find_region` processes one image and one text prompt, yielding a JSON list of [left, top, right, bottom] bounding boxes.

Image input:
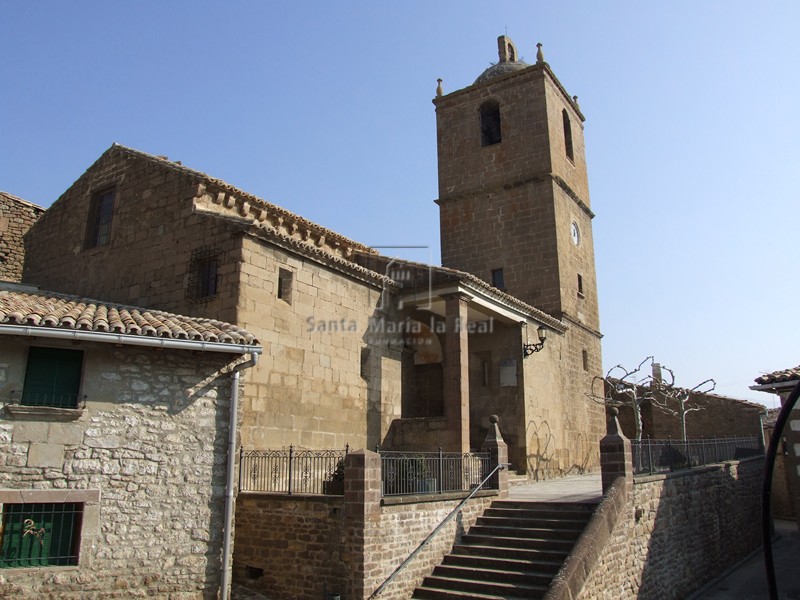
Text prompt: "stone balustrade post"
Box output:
[[600, 407, 633, 495], [481, 414, 509, 496], [342, 449, 382, 600]]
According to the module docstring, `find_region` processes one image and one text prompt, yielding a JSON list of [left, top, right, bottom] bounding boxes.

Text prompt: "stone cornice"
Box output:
[[435, 172, 594, 220], [433, 61, 584, 122]]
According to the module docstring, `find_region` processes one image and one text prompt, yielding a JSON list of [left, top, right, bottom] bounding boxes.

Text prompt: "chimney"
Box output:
[[652, 362, 662, 385]]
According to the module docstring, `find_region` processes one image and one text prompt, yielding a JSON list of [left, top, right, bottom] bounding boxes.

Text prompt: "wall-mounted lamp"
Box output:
[[523, 325, 547, 358]]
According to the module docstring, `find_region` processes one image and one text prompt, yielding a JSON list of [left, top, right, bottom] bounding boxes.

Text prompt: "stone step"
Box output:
[[443, 553, 563, 575], [468, 524, 583, 541], [451, 543, 569, 564], [412, 586, 529, 600], [431, 564, 554, 587], [461, 533, 574, 551], [478, 508, 591, 529], [419, 575, 548, 599], [411, 586, 536, 600]]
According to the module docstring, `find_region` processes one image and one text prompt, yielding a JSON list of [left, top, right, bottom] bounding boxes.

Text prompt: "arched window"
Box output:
[[480, 100, 502, 147], [562, 109, 574, 161]]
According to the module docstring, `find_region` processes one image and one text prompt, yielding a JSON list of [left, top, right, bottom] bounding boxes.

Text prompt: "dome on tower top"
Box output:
[[474, 35, 529, 84]]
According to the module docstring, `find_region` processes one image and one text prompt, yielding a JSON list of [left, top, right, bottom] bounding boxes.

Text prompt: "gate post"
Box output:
[[600, 407, 632, 495]]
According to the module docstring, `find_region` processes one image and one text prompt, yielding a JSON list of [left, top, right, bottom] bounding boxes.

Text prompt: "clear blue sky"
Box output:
[[2, 2, 798, 407]]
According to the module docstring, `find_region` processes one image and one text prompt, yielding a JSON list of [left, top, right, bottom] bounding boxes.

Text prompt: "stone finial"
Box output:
[[497, 35, 518, 63], [607, 406, 621, 436], [572, 95, 580, 109], [536, 42, 544, 64], [436, 78, 443, 98], [483, 415, 505, 445]]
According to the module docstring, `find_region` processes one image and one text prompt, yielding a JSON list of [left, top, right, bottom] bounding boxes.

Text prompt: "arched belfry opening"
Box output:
[[480, 100, 502, 147], [498, 35, 518, 63], [563, 108, 574, 161]]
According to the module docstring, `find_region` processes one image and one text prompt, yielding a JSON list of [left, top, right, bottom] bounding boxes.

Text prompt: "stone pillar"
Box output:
[[600, 407, 633, 495], [442, 292, 471, 453], [343, 449, 382, 600], [481, 414, 509, 496]]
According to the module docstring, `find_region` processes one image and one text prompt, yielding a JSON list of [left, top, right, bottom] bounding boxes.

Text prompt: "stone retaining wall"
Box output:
[[233, 449, 502, 600], [577, 457, 763, 600]]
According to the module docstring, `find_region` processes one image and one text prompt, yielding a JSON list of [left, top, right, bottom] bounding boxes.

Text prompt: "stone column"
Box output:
[[343, 449, 382, 600], [600, 407, 633, 495], [481, 414, 509, 496], [442, 292, 472, 453]]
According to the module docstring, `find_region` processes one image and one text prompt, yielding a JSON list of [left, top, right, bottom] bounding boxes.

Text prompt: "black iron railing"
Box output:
[[631, 436, 763, 475], [239, 445, 349, 494], [379, 450, 491, 497], [8, 390, 85, 410]]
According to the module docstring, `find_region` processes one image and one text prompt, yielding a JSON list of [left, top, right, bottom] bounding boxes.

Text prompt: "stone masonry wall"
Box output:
[[578, 457, 764, 600], [21, 145, 404, 454], [0, 338, 239, 599], [0, 191, 44, 283], [236, 237, 403, 451], [22, 147, 240, 323]]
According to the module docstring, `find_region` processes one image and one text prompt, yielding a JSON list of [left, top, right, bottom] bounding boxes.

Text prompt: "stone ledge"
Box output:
[[4, 404, 86, 422], [236, 492, 345, 504], [634, 455, 765, 484], [381, 489, 498, 506], [0, 488, 101, 504]]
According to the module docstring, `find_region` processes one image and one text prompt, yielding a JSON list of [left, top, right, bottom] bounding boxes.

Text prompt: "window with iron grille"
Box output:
[[0, 503, 83, 568], [85, 188, 115, 249], [187, 247, 220, 302], [21, 347, 84, 409]]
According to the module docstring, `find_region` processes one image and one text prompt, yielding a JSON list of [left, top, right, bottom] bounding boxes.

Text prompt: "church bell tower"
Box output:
[[434, 35, 601, 350]]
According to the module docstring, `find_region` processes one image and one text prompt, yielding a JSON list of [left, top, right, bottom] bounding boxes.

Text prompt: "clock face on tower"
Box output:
[[570, 222, 580, 246]]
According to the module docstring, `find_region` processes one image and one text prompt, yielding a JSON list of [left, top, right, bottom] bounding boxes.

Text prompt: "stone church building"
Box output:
[[13, 34, 604, 478]]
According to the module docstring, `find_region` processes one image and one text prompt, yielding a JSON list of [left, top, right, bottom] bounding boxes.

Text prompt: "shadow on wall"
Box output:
[[564, 433, 592, 477], [526, 420, 554, 479], [634, 461, 762, 599]]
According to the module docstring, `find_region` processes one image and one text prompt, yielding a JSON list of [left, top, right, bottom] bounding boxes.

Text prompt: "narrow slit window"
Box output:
[[582, 350, 589, 371], [563, 109, 574, 161], [491, 268, 505, 290], [480, 100, 502, 147], [577, 273, 584, 296], [187, 247, 221, 302], [85, 189, 115, 249], [278, 268, 293, 304]]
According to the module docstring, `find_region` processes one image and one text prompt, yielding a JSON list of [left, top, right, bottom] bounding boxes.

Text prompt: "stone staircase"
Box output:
[[411, 500, 597, 600]]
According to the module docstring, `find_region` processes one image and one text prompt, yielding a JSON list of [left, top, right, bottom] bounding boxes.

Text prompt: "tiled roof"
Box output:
[[0, 285, 259, 346], [352, 252, 567, 331], [109, 144, 376, 257], [754, 366, 800, 385]]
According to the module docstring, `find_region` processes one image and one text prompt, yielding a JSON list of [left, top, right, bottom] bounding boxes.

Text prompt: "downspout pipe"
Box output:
[[220, 352, 259, 600]]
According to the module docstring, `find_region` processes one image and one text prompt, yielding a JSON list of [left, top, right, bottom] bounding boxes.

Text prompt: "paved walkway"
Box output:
[[508, 472, 602, 503], [687, 518, 800, 600]]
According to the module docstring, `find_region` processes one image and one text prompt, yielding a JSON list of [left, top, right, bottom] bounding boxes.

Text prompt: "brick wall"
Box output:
[[0, 338, 238, 598], [0, 191, 44, 283], [617, 394, 764, 441], [577, 457, 764, 600], [233, 495, 347, 599], [233, 450, 500, 600]]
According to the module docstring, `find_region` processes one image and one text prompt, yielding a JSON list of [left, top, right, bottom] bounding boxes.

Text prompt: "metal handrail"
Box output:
[[368, 462, 508, 600]]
